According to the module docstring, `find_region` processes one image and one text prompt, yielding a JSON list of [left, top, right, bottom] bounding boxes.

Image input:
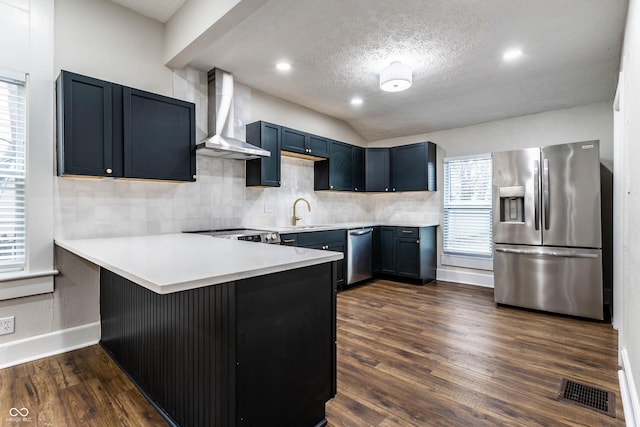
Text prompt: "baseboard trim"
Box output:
[[620, 348, 640, 427], [436, 268, 494, 288], [0, 322, 100, 369]]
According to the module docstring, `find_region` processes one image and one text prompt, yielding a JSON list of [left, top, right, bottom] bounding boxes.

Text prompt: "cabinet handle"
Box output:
[[354, 188, 358, 191], [330, 185, 333, 189], [416, 239, 420, 244], [106, 168, 113, 174], [282, 239, 296, 244], [323, 245, 329, 250], [385, 188, 388, 191], [393, 188, 396, 191], [401, 230, 413, 234], [192, 174, 197, 180]]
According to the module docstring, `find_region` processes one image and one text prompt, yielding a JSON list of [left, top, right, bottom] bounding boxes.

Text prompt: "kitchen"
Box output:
[[0, 0, 639, 425]]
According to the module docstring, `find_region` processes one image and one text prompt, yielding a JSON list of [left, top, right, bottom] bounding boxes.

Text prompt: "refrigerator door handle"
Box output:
[[533, 160, 540, 230], [543, 158, 550, 230], [495, 247, 598, 258]]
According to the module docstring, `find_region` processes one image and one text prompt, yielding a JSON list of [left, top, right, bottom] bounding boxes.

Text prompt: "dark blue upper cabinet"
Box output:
[[57, 71, 121, 177], [390, 142, 437, 191], [281, 127, 329, 158], [308, 134, 329, 158], [57, 70, 195, 181], [123, 88, 195, 181], [365, 148, 390, 192], [282, 127, 307, 154], [330, 141, 353, 191], [315, 141, 365, 191], [246, 121, 281, 187], [353, 146, 364, 192]]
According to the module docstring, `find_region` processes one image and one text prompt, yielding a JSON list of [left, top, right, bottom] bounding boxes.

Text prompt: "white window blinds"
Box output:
[[443, 155, 493, 258], [0, 74, 26, 272]]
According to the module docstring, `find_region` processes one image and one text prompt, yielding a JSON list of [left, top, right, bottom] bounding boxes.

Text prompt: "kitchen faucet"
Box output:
[[292, 197, 311, 226]]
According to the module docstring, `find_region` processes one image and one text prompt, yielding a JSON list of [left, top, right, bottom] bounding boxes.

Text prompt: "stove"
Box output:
[[189, 228, 281, 244]]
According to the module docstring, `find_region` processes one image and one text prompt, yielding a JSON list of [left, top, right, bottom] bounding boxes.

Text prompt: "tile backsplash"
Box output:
[[54, 155, 439, 239]]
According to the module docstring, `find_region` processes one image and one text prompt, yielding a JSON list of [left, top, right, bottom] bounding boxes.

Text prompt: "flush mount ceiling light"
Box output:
[[350, 97, 363, 105], [503, 49, 523, 61], [379, 61, 412, 92], [276, 62, 292, 71]]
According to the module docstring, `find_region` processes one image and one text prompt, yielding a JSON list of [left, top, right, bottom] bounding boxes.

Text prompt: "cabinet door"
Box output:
[[365, 148, 390, 192], [391, 143, 427, 191], [397, 237, 420, 278], [327, 241, 346, 289], [123, 88, 195, 181], [329, 141, 353, 191], [282, 127, 307, 154], [308, 134, 329, 158], [57, 71, 119, 177], [372, 227, 381, 274], [380, 227, 397, 274], [246, 121, 281, 187], [353, 146, 364, 192]]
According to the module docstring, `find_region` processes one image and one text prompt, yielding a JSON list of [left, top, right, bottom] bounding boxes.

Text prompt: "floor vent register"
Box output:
[[556, 378, 616, 418]]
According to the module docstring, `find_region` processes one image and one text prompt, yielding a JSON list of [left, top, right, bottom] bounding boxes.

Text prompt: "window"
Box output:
[[443, 155, 493, 262], [0, 74, 26, 272]]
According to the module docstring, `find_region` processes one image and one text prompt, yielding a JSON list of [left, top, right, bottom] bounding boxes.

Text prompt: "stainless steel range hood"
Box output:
[[196, 68, 270, 160]]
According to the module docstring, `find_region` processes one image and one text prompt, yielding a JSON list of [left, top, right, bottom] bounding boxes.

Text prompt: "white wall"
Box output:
[[618, 0, 640, 423], [54, 0, 172, 96]]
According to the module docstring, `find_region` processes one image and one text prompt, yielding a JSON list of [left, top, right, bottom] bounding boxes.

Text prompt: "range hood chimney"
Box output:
[[196, 68, 270, 159]]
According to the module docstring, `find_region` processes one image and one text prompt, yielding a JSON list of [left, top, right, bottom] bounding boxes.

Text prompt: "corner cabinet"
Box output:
[[314, 141, 365, 192], [365, 148, 391, 192], [246, 121, 281, 187], [56, 70, 196, 181]]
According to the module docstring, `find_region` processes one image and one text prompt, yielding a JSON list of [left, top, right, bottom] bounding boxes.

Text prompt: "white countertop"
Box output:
[[55, 233, 343, 295], [272, 221, 439, 233]]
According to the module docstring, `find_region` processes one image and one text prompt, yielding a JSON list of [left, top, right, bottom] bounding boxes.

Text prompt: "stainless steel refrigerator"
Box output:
[[492, 140, 604, 320]]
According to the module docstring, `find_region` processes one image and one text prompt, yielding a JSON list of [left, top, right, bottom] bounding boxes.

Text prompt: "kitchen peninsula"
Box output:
[[55, 233, 342, 427]]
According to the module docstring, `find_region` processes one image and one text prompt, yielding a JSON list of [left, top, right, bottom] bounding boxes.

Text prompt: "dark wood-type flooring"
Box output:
[[0, 279, 623, 426]]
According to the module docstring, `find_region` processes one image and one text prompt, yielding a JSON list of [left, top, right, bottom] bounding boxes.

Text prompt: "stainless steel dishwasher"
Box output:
[[347, 228, 373, 285]]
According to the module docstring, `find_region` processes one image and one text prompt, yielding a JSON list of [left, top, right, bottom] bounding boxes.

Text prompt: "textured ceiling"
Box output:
[[124, 0, 628, 142]]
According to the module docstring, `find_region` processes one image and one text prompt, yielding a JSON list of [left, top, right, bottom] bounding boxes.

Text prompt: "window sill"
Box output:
[[441, 254, 493, 271], [0, 270, 58, 300]]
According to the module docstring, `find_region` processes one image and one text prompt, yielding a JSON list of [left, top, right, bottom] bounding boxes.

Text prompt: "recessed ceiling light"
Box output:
[[350, 97, 363, 105], [503, 49, 523, 61], [276, 62, 291, 71]]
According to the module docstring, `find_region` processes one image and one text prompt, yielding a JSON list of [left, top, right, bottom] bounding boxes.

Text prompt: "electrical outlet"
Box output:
[[0, 316, 15, 335]]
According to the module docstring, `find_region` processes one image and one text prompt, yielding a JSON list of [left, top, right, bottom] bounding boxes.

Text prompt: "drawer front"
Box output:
[[298, 229, 345, 247], [396, 227, 419, 237], [280, 233, 298, 246]]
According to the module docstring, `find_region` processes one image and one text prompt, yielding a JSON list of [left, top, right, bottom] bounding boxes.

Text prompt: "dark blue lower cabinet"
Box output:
[[376, 226, 436, 284], [100, 263, 337, 427]]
